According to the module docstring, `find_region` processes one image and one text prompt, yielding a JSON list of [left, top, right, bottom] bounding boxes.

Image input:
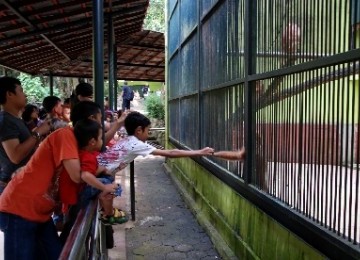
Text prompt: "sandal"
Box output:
[[113, 208, 126, 218], [99, 209, 128, 225]]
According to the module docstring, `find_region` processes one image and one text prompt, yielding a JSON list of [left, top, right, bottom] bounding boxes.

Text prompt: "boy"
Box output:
[[112, 111, 214, 165], [73, 119, 127, 225]]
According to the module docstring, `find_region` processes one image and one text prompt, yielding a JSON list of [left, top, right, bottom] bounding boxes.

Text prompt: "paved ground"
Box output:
[[109, 155, 220, 260]]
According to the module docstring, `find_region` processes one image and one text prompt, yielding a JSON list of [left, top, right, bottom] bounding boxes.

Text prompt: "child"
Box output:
[[73, 118, 127, 224], [111, 111, 214, 166]]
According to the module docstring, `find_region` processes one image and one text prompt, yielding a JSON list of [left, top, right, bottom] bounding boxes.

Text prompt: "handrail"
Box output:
[[59, 200, 106, 260], [149, 127, 165, 131]]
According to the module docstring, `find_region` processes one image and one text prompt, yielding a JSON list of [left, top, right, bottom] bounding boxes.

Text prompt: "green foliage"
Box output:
[[18, 73, 61, 104], [143, 0, 165, 33], [145, 94, 165, 120]]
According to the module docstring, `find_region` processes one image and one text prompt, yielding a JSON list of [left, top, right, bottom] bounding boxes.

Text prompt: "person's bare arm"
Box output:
[[213, 147, 245, 161], [96, 165, 108, 175], [152, 147, 214, 158], [62, 159, 82, 183], [2, 121, 51, 164], [104, 110, 129, 144], [2, 138, 39, 164]]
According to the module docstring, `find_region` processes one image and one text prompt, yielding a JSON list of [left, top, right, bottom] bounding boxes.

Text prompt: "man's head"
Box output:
[[42, 96, 62, 117], [74, 118, 102, 150], [70, 101, 102, 125], [75, 82, 93, 101], [125, 111, 151, 141], [0, 76, 26, 108]]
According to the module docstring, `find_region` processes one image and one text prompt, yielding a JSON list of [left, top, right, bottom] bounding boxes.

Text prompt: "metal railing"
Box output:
[[59, 200, 108, 260]]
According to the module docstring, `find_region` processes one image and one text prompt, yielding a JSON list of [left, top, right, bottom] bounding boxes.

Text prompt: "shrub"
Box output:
[[145, 94, 165, 121]]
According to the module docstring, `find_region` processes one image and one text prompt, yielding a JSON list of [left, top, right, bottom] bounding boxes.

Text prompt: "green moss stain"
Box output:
[[165, 152, 324, 260]]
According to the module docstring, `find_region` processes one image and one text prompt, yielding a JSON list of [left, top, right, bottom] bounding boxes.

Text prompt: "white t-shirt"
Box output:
[[112, 135, 156, 165]]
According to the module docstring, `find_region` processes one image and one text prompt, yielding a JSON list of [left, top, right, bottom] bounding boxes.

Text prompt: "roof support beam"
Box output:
[[81, 59, 165, 69], [0, 4, 147, 45], [0, 0, 71, 60]]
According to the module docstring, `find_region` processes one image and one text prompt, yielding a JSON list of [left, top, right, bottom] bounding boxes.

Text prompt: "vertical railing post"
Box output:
[[92, 0, 105, 150], [114, 44, 118, 111], [93, 0, 104, 113], [130, 161, 135, 220], [243, 0, 257, 184], [49, 72, 54, 96], [108, 11, 115, 111]]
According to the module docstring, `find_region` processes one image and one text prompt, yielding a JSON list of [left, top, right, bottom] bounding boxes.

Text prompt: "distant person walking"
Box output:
[[121, 81, 133, 111], [141, 84, 150, 99]]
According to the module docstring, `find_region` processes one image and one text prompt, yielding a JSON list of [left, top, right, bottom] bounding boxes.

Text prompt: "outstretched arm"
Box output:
[[213, 147, 245, 161], [152, 147, 214, 158], [104, 110, 129, 144]]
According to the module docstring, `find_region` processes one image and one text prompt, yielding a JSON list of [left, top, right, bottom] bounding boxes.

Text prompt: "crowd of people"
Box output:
[[0, 76, 245, 259]]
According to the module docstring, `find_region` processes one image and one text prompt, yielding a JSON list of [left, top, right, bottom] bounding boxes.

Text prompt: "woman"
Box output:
[[21, 104, 40, 131]]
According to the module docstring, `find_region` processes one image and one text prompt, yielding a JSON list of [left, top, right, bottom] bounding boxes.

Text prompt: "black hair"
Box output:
[[74, 119, 102, 148], [70, 101, 101, 125], [38, 107, 48, 120], [70, 83, 94, 109], [22, 104, 38, 122], [63, 97, 71, 105], [42, 96, 61, 113], [75, 82, 93, 97], [0, 76, 21, 104], [124, 111, 151, 135]]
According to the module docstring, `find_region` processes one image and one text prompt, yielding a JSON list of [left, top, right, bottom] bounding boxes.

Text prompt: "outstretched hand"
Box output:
[[116, 110, 130, 126], [199, 147, 215, 156], [238, 147, 245, 160]]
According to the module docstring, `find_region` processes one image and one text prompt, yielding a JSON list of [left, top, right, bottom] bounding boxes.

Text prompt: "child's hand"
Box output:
[[199, 147, 214, 156], [116, 110, 130, 126], [238, 147, 245, 160], [103, 183, 117, 194]]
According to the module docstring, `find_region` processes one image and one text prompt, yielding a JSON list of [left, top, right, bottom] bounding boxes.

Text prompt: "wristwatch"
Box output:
[[31, 131, 41, 141]]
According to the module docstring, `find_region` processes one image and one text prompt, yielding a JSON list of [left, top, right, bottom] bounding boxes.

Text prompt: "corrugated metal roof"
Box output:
[[0, 0, 164, 81]]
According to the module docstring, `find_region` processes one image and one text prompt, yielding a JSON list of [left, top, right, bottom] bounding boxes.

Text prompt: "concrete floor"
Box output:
[[109, 156, 220, 260]]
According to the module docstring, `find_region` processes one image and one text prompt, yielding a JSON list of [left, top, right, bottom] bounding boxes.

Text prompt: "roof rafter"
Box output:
[[1, 0, 71, 60]]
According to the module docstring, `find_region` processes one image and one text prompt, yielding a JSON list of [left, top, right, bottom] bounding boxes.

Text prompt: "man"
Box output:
[[0, 76, 51, 194], [70, 82, 94, 109], [142, 84, 149, 99], [121, 81, 132, 111]]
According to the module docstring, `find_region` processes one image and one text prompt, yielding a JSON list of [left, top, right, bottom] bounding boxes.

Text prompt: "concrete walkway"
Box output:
[[109, 155, 220, 260]]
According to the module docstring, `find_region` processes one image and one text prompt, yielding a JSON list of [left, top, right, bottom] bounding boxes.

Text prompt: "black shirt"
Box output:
[[0, 111, 34, 182]]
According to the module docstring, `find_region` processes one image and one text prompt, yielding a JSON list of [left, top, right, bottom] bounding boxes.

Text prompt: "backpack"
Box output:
[[128, 89, 134, 101]]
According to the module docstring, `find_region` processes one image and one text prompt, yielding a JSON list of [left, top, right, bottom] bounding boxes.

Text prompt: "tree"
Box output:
[[143, 0, 165, 33], [18, 73, 61, 104]]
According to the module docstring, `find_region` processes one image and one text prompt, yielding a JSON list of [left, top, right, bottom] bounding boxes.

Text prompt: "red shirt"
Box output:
[[59, 150, 99, 206]]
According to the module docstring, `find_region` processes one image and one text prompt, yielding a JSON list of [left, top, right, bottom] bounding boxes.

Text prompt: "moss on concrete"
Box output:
[[165, 154, 325, 260]]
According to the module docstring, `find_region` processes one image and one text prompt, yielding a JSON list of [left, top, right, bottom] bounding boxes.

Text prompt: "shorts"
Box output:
[[79, 176, 113, 207]]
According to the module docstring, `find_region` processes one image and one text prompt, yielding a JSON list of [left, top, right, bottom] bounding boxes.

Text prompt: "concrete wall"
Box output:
[[165, 153, 325, 259]]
